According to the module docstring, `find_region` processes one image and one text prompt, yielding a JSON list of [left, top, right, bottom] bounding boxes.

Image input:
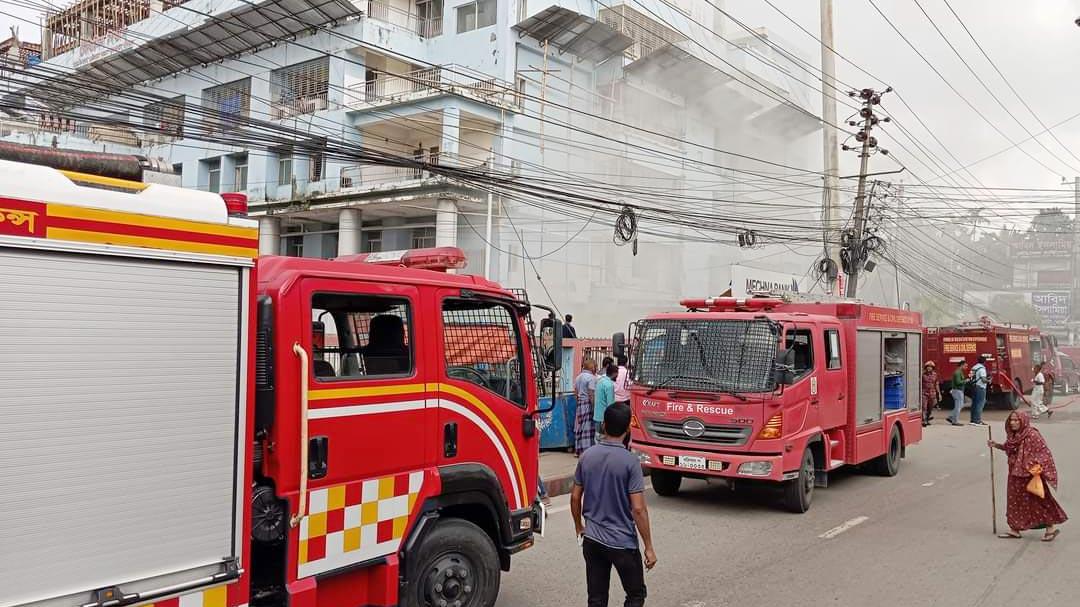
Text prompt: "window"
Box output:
[[364, 230, 382, 252], [785, 329, 814, 378], [309, 150, 325, 182], [278, 154, 293, 186], [144, 95, 184, 139], [442, 298, 526, 406], [270, 57, 330, 119], [411, 226, 436, 249], [457, 0, 496, 33], [514, 74, 527, 106], [825, 329, 842, 370], [312, 294, 412, 380], [234, 154, 248, 190], [417, 0, 444, 37], [206, 158, 221, 193], [202, 78, 251, 133]]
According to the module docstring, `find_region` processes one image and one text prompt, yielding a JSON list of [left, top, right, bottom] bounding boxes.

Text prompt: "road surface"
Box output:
[[501, 404, 1080, 607]]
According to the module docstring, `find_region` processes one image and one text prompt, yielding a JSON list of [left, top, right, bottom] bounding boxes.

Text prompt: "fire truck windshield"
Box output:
[[633, 318, 779, 394]]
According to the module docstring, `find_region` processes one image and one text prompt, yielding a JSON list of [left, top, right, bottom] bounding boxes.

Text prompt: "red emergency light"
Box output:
[[221, 192, 248, 216], [680, 297, 784, 312], [336, 246, 468, 272]]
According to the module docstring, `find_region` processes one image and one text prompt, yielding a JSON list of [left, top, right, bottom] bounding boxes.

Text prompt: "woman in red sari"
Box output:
[[989, 411, 1067, 541]]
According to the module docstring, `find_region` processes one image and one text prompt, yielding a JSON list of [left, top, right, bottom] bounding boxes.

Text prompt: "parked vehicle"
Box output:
[[1053, 353, 1080, 393], [620, 297, 924, 513], [923, 318, 1043, 409], [0, 156, 545, 607]]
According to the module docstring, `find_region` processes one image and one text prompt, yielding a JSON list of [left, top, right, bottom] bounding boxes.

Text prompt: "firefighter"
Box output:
[[922, 361, 942, 427]]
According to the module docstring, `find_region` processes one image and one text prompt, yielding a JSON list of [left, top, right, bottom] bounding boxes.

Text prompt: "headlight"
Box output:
[[737, 461, 773, 477], [632, 449, 652, 464]]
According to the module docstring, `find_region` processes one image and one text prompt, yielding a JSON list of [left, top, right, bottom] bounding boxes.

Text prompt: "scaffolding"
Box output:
[[42, 0, 184, 59]]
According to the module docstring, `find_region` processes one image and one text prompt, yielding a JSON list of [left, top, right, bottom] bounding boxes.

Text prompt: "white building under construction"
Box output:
[[1, 0, 821, 333]]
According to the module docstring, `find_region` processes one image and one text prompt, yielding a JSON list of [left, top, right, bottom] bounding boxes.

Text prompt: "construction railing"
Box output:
[[348, 65, 518, 109], [365, 0, 443, 38]]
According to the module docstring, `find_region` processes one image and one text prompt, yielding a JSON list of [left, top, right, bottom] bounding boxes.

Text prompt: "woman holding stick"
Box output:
[[988, 411, 1067, 541]]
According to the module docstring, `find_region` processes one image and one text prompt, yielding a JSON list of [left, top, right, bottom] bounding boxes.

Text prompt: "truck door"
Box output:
[[292, 279, 432, 578], [819, 324, 846, 429], [436, 291, 537, 515]]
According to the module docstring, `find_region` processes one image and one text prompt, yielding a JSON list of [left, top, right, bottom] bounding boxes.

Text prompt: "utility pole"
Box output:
[[483, 147, 495, 280], [1072, 176, 1079, 344], [844, 88, 891, 298], [820, 0, 842, 294]]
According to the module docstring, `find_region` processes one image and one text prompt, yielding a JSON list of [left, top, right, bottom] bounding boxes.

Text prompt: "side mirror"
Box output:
[[550, 319, 563, 371], [612, 332, 626, 359]]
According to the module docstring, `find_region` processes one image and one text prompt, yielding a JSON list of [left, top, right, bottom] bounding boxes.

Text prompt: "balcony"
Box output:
[[270, 91, 332, 120], [338, 153, 488, 191], [346, 65, 518, 111], [365, 0, 443, 38]]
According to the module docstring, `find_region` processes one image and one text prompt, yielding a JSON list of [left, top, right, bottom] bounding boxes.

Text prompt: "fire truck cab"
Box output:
[[623, 297, 924, 513], [0, 157, 543, 607]]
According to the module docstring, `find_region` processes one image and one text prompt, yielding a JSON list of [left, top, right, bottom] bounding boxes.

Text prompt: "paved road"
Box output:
[[500, 402, 1080, 607]]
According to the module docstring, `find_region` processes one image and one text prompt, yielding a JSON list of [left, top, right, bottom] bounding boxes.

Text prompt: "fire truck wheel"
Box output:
[[782, 449, 814, 513], [404, 518, 500, 607], [873, 427, 902, 477], [650, 469, 682, 497]]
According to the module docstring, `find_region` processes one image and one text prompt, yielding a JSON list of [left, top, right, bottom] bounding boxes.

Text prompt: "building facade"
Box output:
[[3, 0, 820, 334]]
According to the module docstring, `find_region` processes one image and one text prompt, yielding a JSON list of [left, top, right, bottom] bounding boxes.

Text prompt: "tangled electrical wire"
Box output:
[[613, 205, 639, 255]]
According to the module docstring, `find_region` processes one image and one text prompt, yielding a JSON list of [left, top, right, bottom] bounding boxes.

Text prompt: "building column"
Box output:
[[258, 215, 281, 256], [436, 199, 458, 248], [337, 207, 362, 256]]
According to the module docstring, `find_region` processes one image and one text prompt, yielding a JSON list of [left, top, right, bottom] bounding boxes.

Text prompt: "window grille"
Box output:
[[144, 95, 184, 139], [270, 57, 330, 119], [442, 299, 526, 407], [312, 294, 412, 379], [411, 227, 435, 249], [278, 154, 293, 186], [206, 158, 221, 193], [234, 154, 248, 190], [633, 319, 779, 393], [202, 79, 250, 133]]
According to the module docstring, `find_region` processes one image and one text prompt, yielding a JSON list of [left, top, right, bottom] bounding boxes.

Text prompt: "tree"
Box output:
[[914, 294, 960, 327], [988, 294, 1044, 326]]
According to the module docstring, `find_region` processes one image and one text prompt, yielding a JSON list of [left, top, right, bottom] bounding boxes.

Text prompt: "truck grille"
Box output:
[[645, 419, 751, 446]]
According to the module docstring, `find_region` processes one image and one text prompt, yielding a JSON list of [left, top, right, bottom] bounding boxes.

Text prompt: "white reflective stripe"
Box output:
[[303, 399, 524, 510], [307, 400, 428, 419], [436, 399, 524, 510]]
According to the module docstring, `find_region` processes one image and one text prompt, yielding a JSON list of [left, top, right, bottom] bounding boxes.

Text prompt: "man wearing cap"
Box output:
[[968, 355, 990, 426], [921, 361, 942, 427]]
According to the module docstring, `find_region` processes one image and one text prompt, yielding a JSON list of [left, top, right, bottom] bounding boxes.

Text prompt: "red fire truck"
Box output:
[[0, 155, 546, 607], [923, 319, 1044, 408], [620, 297, 924, 513]]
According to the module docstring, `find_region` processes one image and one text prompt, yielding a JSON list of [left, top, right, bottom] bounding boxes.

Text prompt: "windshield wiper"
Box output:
[[723, 390, 748, 402], [646, 374, 722, 395]]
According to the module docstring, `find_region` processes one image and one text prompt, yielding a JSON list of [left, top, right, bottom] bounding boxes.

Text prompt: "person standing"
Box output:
[[921, 361, 941, 427], [947, 361, 968, 426], [614, 355, 631, 407], [594, 364, 618, 441], [563, 314, 578, 339], [969, 355, 989, 426], [1030, 363, 1048, 419], [571, 404, 657, 607], [574, 359, 599, 455], [988, 411, 1067, 541]]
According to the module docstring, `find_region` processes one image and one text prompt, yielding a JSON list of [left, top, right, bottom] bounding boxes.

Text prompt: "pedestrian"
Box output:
[[574, 359, 599, 456], [947, 360, 968, 426], [1030, 363, 1048, 419], [988, 411, 1067, 541], [571, 404, 657, 607], [564, 314, 578, 339], [1042, 363, 1055, 418], [921, 361, 941, 427], [969, 355, 989, 426], [594, 363, 618, 442], [614, 354, 631, 407]]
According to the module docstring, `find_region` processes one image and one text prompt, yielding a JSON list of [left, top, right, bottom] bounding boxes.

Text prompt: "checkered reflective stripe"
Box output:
[[298, 471, 425, 578], [141, 585, 232, 607]]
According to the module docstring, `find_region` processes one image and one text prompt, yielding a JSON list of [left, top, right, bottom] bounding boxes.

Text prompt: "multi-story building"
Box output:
[[2, 0, 820, 334]]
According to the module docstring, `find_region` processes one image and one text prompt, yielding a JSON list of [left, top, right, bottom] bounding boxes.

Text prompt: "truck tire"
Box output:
[[402, 518, 500, 607], [782, 449, 815, 513], [650, 469, 682, 497], [873, 426, 902, 477]]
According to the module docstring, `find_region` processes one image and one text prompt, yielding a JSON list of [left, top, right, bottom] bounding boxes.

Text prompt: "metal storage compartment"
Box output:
[[856, 330, 883, 425], [0, 247, 244, 607]]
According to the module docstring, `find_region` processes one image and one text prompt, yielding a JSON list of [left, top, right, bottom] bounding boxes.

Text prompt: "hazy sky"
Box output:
[[4, 0, 1080, 194]]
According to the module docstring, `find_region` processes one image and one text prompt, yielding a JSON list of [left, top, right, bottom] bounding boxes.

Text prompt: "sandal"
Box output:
[[998, 532, 1022, 539], [1042, 530, 1060, 542]]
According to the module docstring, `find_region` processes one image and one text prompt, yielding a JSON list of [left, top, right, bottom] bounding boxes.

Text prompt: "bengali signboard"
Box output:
[[1012, 235, 1073, 260], [1032, 292, 1070, 327]]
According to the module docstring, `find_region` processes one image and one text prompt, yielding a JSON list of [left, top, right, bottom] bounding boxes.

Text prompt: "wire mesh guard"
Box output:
[[633, 319, 779, 393], [442, 300, 526, 406], [311, 294, 411, 379]]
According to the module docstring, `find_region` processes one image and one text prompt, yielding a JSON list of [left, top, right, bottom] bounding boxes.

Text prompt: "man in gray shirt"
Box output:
[[571, 404, 657, 607]]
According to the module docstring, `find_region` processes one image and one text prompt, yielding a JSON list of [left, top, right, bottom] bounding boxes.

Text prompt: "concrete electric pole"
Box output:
[[844, 88, 890, 298], [820, 0, 842, 294]]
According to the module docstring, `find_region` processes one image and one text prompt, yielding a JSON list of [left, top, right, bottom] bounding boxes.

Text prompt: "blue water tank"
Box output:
[[884, 375, 905, 410]]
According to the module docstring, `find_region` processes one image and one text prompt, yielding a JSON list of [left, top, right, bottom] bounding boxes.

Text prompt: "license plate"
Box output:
[[678, 455, 707, 470]]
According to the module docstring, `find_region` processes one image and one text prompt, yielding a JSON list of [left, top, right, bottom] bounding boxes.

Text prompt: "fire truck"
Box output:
[[619, 297, 924, 513], [923, 319, 1045, 408], [0, 154, 547, 607]]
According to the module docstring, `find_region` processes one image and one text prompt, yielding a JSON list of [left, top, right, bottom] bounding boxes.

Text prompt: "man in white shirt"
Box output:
[[614, 354, 631, 407], [968, 355, 989, 426]]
